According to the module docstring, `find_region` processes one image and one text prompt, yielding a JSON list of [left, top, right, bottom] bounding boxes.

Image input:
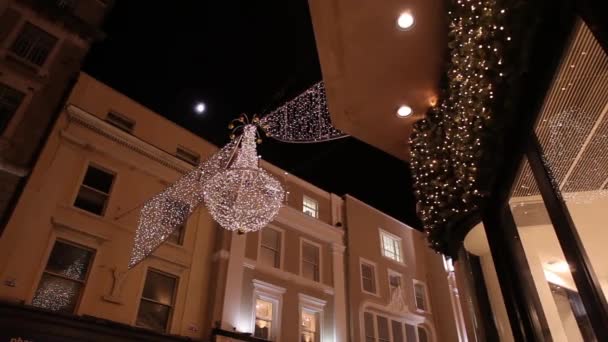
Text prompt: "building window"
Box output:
[[414, 280, 429, 312], [392, 320, 405, 342], [301, 310, 318, 342], [363, 312, 375, 342], [10, 23, 58, 66], [0, 83, 25, 133], [254, 298, 274, 339], [360, 260, 377, 295], [380, 230, 403, 263], [136, 270, 177, 332], [31, 241, 94, 313], [166, 224, 185, 245], [417, 326, 429, 342], [303, 195, 318, 218], [106, 111, 135, 133], [175, 146, 200, 165], [376, 315, 390, 342], [74, 164, 115, 215], [260, 227, 282, 268], [389, 272, 402, 296], [405, 323, 417, 341], [301, 241, 320, 282]]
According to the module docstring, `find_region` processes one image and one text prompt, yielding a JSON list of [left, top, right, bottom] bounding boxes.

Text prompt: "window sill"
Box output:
[[381, 255, 407, 267]]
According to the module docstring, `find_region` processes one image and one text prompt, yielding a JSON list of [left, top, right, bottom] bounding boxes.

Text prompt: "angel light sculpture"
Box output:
[[128, 82, 347, 268]]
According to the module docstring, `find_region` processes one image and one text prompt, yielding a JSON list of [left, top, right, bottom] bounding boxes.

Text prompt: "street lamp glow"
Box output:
[[397, 105, 413, 117], [194, 102, 206, 114], [397, 12, 415, 30]]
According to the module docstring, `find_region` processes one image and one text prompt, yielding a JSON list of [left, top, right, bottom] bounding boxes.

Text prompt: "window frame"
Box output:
[[105, 111, 135, 133], [299, 293, 326, 342], [8, 21, 59, 68], [387, 269, 403, 298], [0, 81, 26, 135], [72, 162, 116, 217], [31, 239, 95, 313], [361, 310, 434, 342], [302, 195, 319, 219], [166, 223, 186, 246], [413, 279, 431, 313], [251, 279, 285, 341], [300, 238, 322, 283], [359, 258, 379, 296], [135, 268, 178, 333], [379, 229, 404, 264], [258, 226, 285, 270]]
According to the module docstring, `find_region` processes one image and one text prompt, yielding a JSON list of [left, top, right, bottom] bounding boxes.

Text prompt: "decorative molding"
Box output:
[[274, 206, 344, 244], [51, 216, 110, 245], [102, 267, 127, 305], [66, 105, 193, 173], [245, 258, 334, 295], [252, 279, 286, 295], [330, 242, 346, 254], [299, 293, 327, 311]]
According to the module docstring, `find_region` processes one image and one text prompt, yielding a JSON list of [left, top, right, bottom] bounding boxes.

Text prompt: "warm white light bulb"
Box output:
[[195, 102, 206, 114], [397, 12, 414, 30], [397, 105, 413, 117]]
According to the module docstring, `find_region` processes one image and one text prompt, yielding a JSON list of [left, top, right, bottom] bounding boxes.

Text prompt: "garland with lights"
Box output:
[[409, 0, 514, 252]]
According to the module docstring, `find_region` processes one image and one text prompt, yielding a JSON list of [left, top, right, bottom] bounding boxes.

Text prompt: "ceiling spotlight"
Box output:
[[194, 102, 206, 114], [397, 12, 414, 30], [397, 105, 413, 117]]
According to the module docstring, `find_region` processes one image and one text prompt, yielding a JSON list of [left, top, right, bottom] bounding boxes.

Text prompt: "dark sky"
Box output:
[[83, 0, 421, 228]]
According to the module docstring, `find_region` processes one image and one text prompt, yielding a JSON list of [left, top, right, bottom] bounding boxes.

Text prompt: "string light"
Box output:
[[409, 0, 510, 252], [129, 139, 238, 269], [260, 82, 348, 143], [203, 125, 285, 234]]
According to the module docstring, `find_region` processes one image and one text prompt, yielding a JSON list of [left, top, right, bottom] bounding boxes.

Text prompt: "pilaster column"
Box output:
[[331, 242, 347, 342]]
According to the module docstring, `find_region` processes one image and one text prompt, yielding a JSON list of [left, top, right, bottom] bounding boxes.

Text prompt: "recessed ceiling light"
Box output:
[[194, 102, 206, 114], [397, 12, 414, 30], [397, 105, 413, 117]]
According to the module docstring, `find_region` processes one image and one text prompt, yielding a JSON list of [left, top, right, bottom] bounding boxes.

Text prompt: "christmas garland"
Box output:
[[409, 0, 514, 252]]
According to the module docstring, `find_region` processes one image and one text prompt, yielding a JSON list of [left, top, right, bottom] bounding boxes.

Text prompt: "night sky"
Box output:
[[83, 0, 421, 228]]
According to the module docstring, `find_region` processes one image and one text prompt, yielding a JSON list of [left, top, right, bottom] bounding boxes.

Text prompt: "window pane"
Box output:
[[363, 312, 375, 340], [256, 299, 273, 320], [32, 273, 82, 312], [303, 262, 319, 281], [260, 246, 279, 268], [136, 300, 171, 332], [390, 275, 401, 288], [414, 284, 426, 310], [82, 166, 114, 193], [74, 186, 108, 215], [376, 316, 389, 342], [10, 23, 57, 66], [166, 224, 184, 245], [405, 323, 416, 342], [418, 326, 428, 342], [45, 241, 93, 281], [0, 82, 25, 132], [392, 320, 404, 342], [302, 243, 319, 263], [255, 319, 271, 339], [262, 228, 280, 250], [302, 311, 316, 332], [142, 271, 176, 305]]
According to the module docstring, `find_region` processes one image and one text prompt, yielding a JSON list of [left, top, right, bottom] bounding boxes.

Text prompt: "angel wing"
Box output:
[[128, 139, 238, 269], [259, 81, 348, 143]]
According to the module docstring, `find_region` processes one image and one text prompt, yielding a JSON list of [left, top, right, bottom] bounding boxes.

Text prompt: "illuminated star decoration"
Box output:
[[128, 81, 347, 269]]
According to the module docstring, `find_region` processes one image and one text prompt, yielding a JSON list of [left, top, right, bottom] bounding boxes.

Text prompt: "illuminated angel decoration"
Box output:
[[128, 81, 347, 268]]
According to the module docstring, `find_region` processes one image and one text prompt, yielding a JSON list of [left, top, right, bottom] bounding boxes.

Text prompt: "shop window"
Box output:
[[32, 241, 94, 313], [136, 270, 177, 332]]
